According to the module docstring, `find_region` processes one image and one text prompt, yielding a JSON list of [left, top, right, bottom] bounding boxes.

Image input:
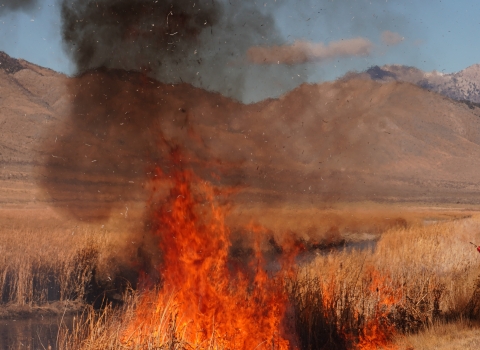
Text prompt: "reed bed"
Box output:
[[56, 215, 480, 349], [291, 216, 480, 349], [3, 207, 480, 348], [57, 291, 223, 350], [0, 222, 97, 305], [394, 319, 480, 350], [0, 208, 140, 308]]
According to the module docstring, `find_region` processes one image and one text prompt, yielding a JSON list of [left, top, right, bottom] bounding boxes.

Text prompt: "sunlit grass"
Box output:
[[3, 207, 480, 349], [0, 208, 139, 308], [57, 214, 480, 349]]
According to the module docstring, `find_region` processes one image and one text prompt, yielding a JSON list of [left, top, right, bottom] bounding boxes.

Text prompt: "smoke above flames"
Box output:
[[33, 0, 411, 221], [3, 0, 412, 102], [59, 0, 290, 100]]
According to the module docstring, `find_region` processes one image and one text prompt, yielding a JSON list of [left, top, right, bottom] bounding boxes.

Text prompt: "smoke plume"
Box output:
[[39, 0, 411, 220], [60, 0, 284, 99], [41, 0, 287, 219], [247, 38, 374, 65]]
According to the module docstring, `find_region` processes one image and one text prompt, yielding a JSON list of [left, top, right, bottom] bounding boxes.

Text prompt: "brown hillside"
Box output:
[[2, 53, 480, 219]]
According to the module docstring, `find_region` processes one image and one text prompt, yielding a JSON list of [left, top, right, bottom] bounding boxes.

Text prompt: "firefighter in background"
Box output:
[[470, 242, 480, 253]]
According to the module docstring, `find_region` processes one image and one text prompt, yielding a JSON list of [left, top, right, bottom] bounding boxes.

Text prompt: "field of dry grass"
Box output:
[[1, 203, 469, 311], [394, 320, 480, 350], [50, 211, 480, 350], [0, 207, 143, 314], [228, 202, 473, 245], [2, 205, 480, 349], [291, 214, 480, 349]]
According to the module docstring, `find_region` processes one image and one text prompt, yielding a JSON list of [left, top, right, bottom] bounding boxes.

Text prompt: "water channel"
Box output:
[[0, 316, 74, 350]]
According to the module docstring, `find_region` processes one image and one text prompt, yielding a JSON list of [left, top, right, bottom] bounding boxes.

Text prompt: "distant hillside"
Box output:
[[2, 51, 480, 216], [0, 52, 68, 205], [357, 63, 480, 105]]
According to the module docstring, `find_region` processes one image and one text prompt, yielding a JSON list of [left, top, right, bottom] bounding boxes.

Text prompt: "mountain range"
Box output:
[[356, 63, 480, 106], [2, 51, 480, 220]]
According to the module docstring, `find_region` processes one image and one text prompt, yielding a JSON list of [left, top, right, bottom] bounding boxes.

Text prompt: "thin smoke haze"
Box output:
[[247, 38, 374, 65], [381, 30, 404, 45], [0, 0, 38, 13]]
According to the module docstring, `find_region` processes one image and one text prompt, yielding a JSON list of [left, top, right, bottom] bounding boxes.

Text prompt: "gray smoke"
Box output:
[[60, 0, 288, 101]]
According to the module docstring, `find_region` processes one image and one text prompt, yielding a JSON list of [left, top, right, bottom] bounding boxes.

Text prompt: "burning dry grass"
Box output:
[[57, 292, 222, 350], [2, 203, 480, 349], [58, 290, 292, 350], [0, 203, 471, 311], [55, 214, 480, 349], [117, 165, 295, 349], [291, 215, 480, 349]]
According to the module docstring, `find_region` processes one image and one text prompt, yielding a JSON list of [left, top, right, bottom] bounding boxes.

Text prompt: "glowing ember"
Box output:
[[123, 155, 293, 349]]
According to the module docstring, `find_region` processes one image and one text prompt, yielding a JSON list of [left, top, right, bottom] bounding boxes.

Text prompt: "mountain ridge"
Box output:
[[358, 63, 480, 104], [2, 52, 480, 215]]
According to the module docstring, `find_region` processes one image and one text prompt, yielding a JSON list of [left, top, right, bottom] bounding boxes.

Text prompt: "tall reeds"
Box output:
[[290, 216, 480, 349], [0, 208, 139, 308], [4, 208, 480, 349], [57, 216, 480, 349]]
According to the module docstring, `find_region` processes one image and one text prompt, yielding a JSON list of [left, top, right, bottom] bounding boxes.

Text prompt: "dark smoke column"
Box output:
[[61, 0, 221, 76], [39, 0, 281, 220], [60, 0, 281, 97]]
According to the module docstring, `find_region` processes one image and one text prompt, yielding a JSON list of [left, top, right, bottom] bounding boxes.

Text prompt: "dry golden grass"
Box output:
[[54, 213, 480, 349], [57, 292, 224, 350], [0, 207, 142, 308], [290, 214, 480, 349], [228, 202, 473, 245], [3, 205, 480, 349], [395, 320, 480, 350], [58, 301, 135, 350]]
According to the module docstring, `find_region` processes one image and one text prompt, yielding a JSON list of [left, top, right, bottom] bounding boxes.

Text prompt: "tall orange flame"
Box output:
[[123, 156, 294, 349]]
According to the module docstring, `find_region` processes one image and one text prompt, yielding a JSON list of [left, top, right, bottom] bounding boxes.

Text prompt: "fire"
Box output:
[[122, 154, 293, 349], [308, 265, 400, 350], [118, 148, 404, 350], [356, 267, 400, 350]]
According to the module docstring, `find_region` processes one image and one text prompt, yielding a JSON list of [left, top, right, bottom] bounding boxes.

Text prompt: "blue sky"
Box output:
[[1, 0, 479, 101]]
